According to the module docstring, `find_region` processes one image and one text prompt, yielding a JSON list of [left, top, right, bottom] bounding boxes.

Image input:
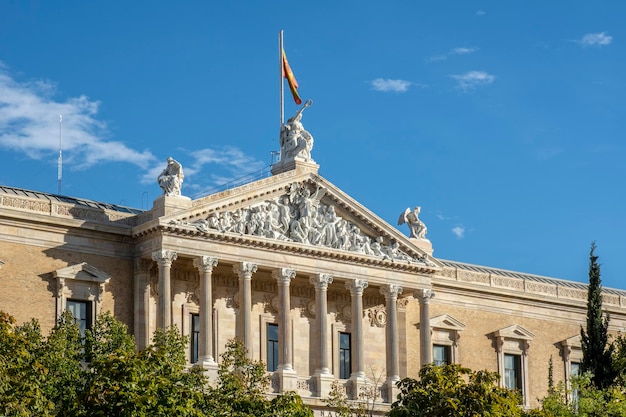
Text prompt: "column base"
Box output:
[[314, 370, 335, 398], [199, 359, 219, 382], [348, 374, 369, 400], [384, 377, 401, 404], [277, 367, 299, 392]]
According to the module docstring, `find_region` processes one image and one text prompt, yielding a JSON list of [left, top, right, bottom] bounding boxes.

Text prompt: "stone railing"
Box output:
[[0, 194, 137, 227], [438, 266, 626, 308]]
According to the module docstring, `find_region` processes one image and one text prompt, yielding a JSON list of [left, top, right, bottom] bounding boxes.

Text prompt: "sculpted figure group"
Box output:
[[185, 181, 426, 264], [280, 100, 314, 162]]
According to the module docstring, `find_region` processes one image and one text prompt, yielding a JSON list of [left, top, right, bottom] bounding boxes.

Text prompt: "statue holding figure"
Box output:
[[398, 206, 428, 239], [280, 99, 314, 162], [158, 157, 184, 196]]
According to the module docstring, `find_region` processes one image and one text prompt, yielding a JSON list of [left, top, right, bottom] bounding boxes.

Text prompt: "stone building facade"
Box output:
[[0, 159, 625, 413]]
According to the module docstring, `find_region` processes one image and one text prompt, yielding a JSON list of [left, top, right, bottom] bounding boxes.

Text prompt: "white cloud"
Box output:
[[427, 47, 477, 62], [452, 226, 465, 239], [451, 71, 495, 90], [371, 78, 412, 92], [0, 65, 156, 170], [451, 47, 478, 55], [579, 32, 612, 47], [476, 10, 485, 16]]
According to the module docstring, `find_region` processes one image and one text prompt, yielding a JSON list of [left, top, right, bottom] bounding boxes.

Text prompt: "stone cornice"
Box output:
[[138, 223, 438, 274]]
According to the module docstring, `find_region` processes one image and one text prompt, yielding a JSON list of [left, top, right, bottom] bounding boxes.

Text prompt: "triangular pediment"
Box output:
[[494, 324, 535, 340], [430, 314, 466, 331], [561, 335, 581, 348], [53, 262, 111, 284], [148, 169, 442, 271]]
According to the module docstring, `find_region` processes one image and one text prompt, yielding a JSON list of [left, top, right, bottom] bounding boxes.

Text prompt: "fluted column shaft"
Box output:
[[346, 279, 368, 378], [416, 289, 435, 366], [134, 258, 152, 350], [152, 250, 177, 328], [381, 284, 403, 381], [194, 256, 218, 364], [273, 268, 296, 370], [311, 274, 333, 374], [233, 262, 257, 357]]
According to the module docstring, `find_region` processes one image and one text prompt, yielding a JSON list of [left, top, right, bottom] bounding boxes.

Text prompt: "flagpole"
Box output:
[[279, 30, 284, 127]]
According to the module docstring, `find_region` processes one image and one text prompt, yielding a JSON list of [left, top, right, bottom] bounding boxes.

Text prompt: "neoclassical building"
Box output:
[[1, 125, 625, 413]]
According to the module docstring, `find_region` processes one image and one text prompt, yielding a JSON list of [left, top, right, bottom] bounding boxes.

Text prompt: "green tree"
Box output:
[[580, 242, 615, 389], [388, 363, 523, 417]]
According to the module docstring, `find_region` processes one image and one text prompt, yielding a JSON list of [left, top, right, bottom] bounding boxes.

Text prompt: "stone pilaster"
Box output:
[[233, 261, 257, 358], [381, 284, 403, 402], [193, 256, 218, 373], [346, 278, 369, 399], [310, 273, 334, 398], [415, 288, 435, 366], [134, 258, 152, 349], [272, 267, 298, 392], [151, 249, 177, 328]]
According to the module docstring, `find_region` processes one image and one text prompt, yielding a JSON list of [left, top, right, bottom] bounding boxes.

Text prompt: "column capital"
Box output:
[[194, 256, 218, 272], [151, 249, 178, 267], [415, 288, 435, 303], [233, 261, 258, 278], [134, 258, 153, 274], [272, 267, 296, 284], [346, 279, 368, 295], [380, 284, 403, 300], [310, 273, 333, 290]]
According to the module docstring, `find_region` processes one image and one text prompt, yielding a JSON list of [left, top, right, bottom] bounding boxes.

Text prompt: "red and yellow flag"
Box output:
[[282, 48, 302, 105]]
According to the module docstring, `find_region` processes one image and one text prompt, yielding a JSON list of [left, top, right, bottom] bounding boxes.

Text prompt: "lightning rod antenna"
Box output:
[[58, 115, 63, 195]]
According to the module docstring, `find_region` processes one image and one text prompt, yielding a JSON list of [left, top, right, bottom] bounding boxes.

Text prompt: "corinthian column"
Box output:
[[381, 284, 403, 402], [415, 288, 435, 366], [311, 273, 334, 398], [346, 278, 368, 399], [273, 267, 298, 392], [193, 256, 218, 365], [233, 261, 257, 357], [152, 249, 177, 328]]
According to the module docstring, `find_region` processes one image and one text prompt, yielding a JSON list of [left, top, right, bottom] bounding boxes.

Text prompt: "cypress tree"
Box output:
[[580, 242, 614, 388]]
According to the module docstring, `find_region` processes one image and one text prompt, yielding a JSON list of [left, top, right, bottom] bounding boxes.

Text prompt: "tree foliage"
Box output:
[[0, 311, 312, 417], [388, 363, 523, 417], [580, 242, 615, 389]]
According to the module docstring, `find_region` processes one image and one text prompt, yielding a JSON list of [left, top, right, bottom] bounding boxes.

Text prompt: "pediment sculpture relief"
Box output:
[[173, 182, 431, 265]]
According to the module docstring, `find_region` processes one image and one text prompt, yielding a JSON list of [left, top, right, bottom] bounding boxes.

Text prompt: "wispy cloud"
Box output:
[[371, 78, 412, 92], [0, 63, 156, 170], [0, 63, 267, 196], [579, 32, 613, 47], [452, 226, 465, 239], [427, 47, 478, 62], [476, 10, 485, 16], [451, 71, 495, 91]]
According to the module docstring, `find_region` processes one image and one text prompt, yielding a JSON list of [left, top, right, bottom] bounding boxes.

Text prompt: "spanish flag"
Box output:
[[282, 48, 302, 105]]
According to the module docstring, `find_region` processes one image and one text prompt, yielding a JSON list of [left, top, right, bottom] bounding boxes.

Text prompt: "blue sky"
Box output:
[[1, 2, 624, 289]]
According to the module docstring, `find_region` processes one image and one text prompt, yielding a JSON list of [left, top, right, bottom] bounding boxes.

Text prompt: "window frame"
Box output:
[[338, 331, 351, 380], [433, 344, 451, 366], [190, 313, 200, 364], [429, 314, 465, 365], [266, 322, 279, 372], [66, 298, 93, 337], [54, 263, 110, 327], [493, 324, 534, 409]]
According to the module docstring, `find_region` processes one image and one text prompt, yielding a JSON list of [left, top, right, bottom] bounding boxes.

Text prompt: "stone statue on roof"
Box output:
[[280, 99, 314, 163], [158, 157, 184, 197], [398, 206, 427, 239]]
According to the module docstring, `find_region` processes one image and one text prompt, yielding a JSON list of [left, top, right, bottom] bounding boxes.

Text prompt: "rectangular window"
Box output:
[[66, 299, 92, 337], [267, 323, 279, 372], [504, 354, 522, 392], [433, 344, 451, 366], [190, 313, 200, 363], [571, 362, 580, 377], [339, 332, 351, 379]]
